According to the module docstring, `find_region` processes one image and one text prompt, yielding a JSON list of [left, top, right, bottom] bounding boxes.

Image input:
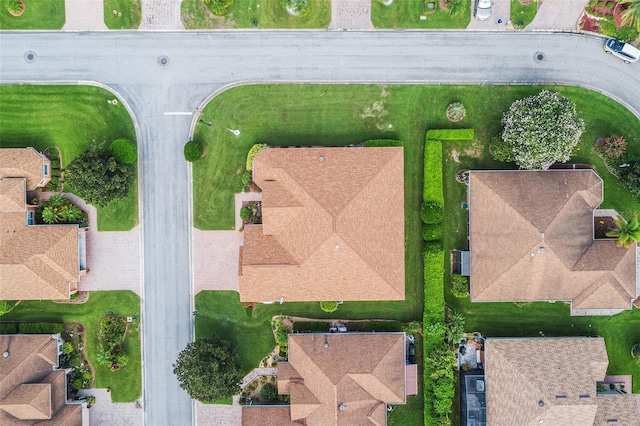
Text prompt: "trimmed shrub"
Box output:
[[18, 322, 64, 334], [0, 323, 18, 334], [239, 206, 251, 221], [450, 274, 469, 298], [490, 136, 515, 163], [260, 383, 278, 401], [246, 144, 267, 171], [241, 170, 251, 190], [426, 129, 474, 141], [0, 300, 17, 316], [421, 201, 444, 225], [422, 224, 444, 241], [274, 325, 289, 347], [424, 141, 444, 203], [319, 301, 339, 313], [364, 139, 403, 147], [109, 138, 137, 164], [184, 141, 204, 162]]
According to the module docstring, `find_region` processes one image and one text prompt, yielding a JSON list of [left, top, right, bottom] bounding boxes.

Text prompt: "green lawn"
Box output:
[[371, 0, 471, 29], [1, 291, 142, 402], [510, 0, 537, 28], [0, 85, 138, 231], [0, 0, 64, 29], [181, 0, 330, 29], [104, 0, 141, 29]]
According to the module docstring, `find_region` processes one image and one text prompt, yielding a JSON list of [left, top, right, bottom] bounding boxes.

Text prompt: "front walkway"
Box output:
[[140, 0, 184, 30], [526, 0, 589, 31], [63, 0, 108, 31], [241, 367, 278, 389], [329, 0, 373, 30], [76, 388, 143, 426]]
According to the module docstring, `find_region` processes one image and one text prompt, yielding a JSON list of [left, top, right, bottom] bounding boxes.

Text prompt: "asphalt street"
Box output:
[[1, 30, 639, 426]]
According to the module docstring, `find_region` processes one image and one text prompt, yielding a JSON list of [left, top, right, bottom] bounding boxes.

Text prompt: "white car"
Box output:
[[604, 38, 640, 63], [476, 0, 492, 21]]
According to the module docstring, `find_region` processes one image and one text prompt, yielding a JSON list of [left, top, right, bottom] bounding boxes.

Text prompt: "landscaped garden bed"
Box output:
[[579, 0, 639, 42]]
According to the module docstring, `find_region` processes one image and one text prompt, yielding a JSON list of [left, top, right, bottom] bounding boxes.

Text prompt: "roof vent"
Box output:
[[319, 156, 325, 162], [539, 420, 543, 424], [538, 247, 545, 254], [2, 351, 8, 358], [335, 244, 340, 250], [324, 342, 329, 348], [338, 402, 346, 411], [607, 420, 618, 425], [538, 401, 544, 408], [555, 395, 567, 401], [530, 252, 535, 257], [579, 395, 591, 401]]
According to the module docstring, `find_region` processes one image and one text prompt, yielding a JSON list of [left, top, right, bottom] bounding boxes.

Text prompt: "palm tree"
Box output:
[[606, 213, 640, 248], [41, 206, 60, 224], [620, 0, 640, 31]]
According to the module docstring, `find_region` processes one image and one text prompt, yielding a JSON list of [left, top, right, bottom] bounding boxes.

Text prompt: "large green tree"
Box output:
[[606, 213, 640, 248], [63, 150, 133, 207], [500, 90, 584, 170], [173, 334, 242, 402]]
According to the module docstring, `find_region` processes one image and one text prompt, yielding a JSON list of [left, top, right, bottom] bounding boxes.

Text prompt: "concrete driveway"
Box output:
[[77, 389, 143, 426], [3, 31, 640, 426], [526, 0, 589, 31], [467, 0, 513, 30], [63, 0, 108, 31]]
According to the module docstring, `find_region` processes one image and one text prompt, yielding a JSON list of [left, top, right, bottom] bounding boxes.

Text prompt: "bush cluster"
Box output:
[[204, 0, 234, 16], [184, 141, 204, 162], [18, 322, 64, 334], [110, 138, 137, 164], [97, 315, 129, 370], [424, 142, 444, 203], [426, 129, 474, 141], [246, 143, 267, 171], [450, 273, 469, 298], [320, 301, 339, 313], [421, 201, 444, 224], [260, 383, 278, 401], [422, 224, 444, 242], [0, 300, 17, 316], [364, 139, 403, 147]]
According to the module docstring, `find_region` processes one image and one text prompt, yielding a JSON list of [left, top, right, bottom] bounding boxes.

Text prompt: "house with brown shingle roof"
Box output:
[[484, 337, 640, 426], [0, 334, 86, 425], [242, 332, 407, 426], [0, 148, 86, 300], [238, 147, 405, 303], [468, 170, 638, 315]]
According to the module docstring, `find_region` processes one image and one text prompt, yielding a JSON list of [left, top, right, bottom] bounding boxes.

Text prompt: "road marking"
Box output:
[[164, 112, 193, 116]]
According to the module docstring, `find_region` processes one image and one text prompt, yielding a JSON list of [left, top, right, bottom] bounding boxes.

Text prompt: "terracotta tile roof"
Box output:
[[242, 406, 302, 425], [273, 333, 405, 426], [0, 180, 26, 213], [0, 334, 83, 426], [0, 148, 50, 190], [485, 337, 640, 426], [240, 147, 405, 302], [0, 179, 79, 300], [469, 170, 637, 311]]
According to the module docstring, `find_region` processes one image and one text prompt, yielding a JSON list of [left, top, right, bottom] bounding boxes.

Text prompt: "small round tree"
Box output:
[[320, 301, 339, 313], [184, 141, 204, 162], [260, 383, 278, 401], [500, 90, 584, 170], [173, 334, 242, 402], [110, 138, 137, 164]]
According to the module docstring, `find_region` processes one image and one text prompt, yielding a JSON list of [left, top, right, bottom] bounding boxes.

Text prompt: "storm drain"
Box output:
[[157, 55, 169, 66], [534, 51, 546, 63], [24, 51, 37, 63]]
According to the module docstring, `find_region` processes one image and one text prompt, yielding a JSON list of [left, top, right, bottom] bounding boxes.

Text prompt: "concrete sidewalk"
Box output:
[[140, 0, 184, 30]]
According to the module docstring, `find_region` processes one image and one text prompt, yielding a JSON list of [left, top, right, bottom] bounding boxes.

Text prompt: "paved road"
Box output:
[[1, 31, 639, 426]]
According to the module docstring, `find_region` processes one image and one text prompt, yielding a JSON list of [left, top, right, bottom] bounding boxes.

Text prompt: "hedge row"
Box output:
[[423, 141, 444, 203], [246, 143, 267, 171], [0, 322, 64, 334], [425, 128, 474, 141], [364, 139, 404, 147]]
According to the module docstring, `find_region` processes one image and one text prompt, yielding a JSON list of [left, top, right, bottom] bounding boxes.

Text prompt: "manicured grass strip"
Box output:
[[0, 85, 138, 231], [181, 0, 330, 29], [424, 141, 444, 203], [510, 0, 537, 29], [371, 0, 471, 29], [104, 0, 142, 29], [0, 0, 64, 29], [1, 291, 141, 402]]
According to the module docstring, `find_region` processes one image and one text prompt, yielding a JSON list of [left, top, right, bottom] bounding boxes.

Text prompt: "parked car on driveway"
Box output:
[[604, 38, 640, 63], [476, 0, 492, 21], [408, 343, 416, 364]]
